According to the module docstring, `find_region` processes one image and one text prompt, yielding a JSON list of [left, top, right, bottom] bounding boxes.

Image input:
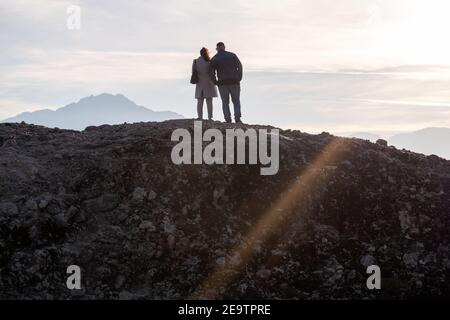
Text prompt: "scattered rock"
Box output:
[[360, 255, 376, 268], [38, 199, 49, 209], [118, 291, 134, 300], [139, 221, 155, 231], [23, 199, 38, 211], [115, 276, 126, 289], [0, 202, 18, 216], [256, 268, 271, 279], [132, 188, 147, 202], [147, 190, 157, 201], [403, 252, 420, 268], [216, 257, 226, 266], [376, 139, 388, 147]]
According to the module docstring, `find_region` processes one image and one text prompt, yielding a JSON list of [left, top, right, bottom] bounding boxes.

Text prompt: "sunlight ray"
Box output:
[[192, 137, 349, 299]]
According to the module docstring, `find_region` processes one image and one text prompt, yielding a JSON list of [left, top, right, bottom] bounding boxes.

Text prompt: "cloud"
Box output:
[[3, 0, 450, 69]]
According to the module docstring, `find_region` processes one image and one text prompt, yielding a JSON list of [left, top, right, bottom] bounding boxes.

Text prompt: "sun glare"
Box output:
[[387, 1, 450, 65]]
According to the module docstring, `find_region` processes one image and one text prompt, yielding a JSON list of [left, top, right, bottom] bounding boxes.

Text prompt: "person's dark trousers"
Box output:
[[218, 84, 241, 122]]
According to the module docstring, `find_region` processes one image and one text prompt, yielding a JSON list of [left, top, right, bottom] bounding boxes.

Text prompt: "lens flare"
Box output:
[[192, 137, 349, 299]]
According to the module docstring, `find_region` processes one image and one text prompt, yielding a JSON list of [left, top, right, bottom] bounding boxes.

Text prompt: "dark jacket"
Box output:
[[209, 50, 243, 86]]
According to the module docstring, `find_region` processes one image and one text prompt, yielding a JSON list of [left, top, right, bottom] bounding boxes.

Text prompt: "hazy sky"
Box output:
[[1, 0, 450, 135]]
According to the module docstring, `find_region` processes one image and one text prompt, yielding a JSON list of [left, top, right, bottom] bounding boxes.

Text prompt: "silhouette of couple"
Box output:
[[191, 42, 243, 123]]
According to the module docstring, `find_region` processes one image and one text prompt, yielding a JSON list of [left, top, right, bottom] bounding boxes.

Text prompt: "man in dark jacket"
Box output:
[[209, 42, 243, 123]]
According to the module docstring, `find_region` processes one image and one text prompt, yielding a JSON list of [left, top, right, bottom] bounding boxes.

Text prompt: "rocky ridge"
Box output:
[[0, 120, 449, 299]]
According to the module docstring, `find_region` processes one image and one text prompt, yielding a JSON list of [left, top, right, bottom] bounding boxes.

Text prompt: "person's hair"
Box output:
[[200, 47, 211, 62], [216, 42, 225, 50]]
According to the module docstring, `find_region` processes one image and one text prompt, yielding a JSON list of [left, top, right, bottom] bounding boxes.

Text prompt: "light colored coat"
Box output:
[[194, 57, 218, 99]]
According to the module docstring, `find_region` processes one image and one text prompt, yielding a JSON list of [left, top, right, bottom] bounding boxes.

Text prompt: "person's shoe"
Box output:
[[225, 118, 232, 123], [235, 118, 242, 124], [196, 117, 203, 121]]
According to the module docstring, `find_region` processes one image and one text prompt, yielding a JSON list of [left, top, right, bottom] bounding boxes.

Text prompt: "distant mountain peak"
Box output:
[[72, 93, 134, 106], [389, 127, 450, 159], [2, 93, 184, 131], [81, 93, 128, 101]]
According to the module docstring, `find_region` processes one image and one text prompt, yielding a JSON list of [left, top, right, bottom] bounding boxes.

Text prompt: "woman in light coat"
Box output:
[[192, 47, 218, 120]]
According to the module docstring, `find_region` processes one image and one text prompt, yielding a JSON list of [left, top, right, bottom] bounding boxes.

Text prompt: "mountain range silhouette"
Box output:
[[2, 93, 183, 131], [348, 128, 450, 160]]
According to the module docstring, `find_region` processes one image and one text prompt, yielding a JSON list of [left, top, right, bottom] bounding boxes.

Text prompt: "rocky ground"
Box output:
[[0, 120, 449, 299]]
